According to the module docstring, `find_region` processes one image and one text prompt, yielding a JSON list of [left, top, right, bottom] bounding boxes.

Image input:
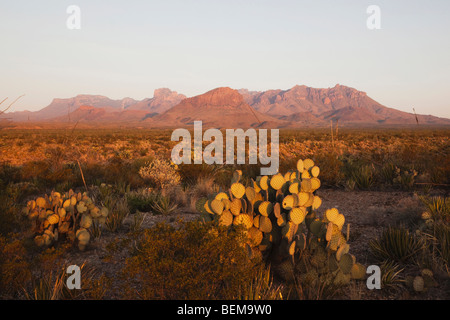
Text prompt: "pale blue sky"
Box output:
[[1, 0, 449, 118]]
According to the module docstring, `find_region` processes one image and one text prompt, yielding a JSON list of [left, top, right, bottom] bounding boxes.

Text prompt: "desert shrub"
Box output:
[[0, 162, 21, 186], [94, 184, 130, 233], [165, 185, 190, 208], [0, 182, 30, 236], [20, 160, 78, 190], [177, 162, 231, 188], [121, 221, 258, 299], [130, 155, 154, 175], [189, 176, 220, 198], [129, 211, 147, 233], [419, 216, 450, 272], [82, 157, 144, 189], [393, 167, 418, 190], [0, 235, 32, 298], [139, 157, 180, 190], [408, 195, 450, 285], [127, 188, 179, 215], [432, 222, 450, 268], [429, 155, 450, 185], [79, 273, 111, 300], [104, 197, 129, 233], [278, 157, 298, 176], [126, 189, 159, 214], [369, 226, 423, 263], [314, 153, 344, 187]]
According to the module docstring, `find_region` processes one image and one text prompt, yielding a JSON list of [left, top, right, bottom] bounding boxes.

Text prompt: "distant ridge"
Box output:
[[126, 88, 186, 114], [3, 84, 450, 128], [240, 84, 450, 125], [151, 87, 287, 128]]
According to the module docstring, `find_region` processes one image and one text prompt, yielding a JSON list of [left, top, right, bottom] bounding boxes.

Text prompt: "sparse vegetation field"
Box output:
[[0, 127, 448, 300]]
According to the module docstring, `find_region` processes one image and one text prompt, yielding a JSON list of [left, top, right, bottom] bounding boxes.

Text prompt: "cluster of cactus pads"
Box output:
[[23, 190, 108, 251], [196, 158, 366, 286]]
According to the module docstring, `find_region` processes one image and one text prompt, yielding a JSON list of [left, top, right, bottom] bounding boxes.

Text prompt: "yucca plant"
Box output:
[[369, 226, 423, 263], [23, 268, 66, 300], [352, 165, 374, 190], [105, 197, 129, 232], [236, 264, 284, 300], [421, 222, 450, 271], [130, 211, 146, 232], [90, 219, 103, 239], [379, 162, 396, 185], [151, 194, 178, 215], [380, 261, 404, 290], [418, 195, 449, 223], [434, 222, 450, 267]]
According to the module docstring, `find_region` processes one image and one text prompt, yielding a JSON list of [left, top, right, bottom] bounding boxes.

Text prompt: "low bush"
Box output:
[[0, 235, 32, 298], [138, 157, 180, 190], [121, 221, 259, 299]]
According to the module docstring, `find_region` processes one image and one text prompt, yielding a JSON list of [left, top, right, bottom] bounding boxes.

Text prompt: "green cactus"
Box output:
[[219, 210, 233, 227], [258, 201, 273, 216], [230, 182, 246, 199], [350, 263, 366, 280], [413, 276, 424, 292], [195, 158, 364, 289], [289, 207, 306, 225], [26, 189, 109, 251], [195, 198, 208, 214], [310, 249, 327, 268], [210, 199, 224, 215], [338, 253, 354, 274]]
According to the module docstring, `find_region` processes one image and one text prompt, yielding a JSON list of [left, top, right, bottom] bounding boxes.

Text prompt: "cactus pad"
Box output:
[[258, 201, 273, 216], [231, 182, 246, 199], [289, 207, 306, 225], [270, 174, 285, 190]]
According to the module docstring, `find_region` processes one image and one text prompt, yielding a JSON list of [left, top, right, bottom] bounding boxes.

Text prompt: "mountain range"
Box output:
[[2, 85, 449, 128]]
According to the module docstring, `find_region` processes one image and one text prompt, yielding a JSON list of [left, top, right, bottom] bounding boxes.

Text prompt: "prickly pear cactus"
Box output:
[[196, 158, 366, 286], [406, 269, 437, 293], [23, 190, 109, 251]]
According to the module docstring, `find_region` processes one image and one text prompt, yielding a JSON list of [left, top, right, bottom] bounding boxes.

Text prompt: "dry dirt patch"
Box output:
[[316, 189, 424, 264]]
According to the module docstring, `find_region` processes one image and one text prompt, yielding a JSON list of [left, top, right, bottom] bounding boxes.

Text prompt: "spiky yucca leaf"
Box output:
[[369, 226, 423, 263]]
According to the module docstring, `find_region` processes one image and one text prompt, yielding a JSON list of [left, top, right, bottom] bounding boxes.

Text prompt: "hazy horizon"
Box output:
[[1, 0, 450, 118]]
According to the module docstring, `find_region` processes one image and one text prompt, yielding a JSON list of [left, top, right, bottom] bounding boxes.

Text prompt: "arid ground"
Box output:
[[0, 127, 448, 300]]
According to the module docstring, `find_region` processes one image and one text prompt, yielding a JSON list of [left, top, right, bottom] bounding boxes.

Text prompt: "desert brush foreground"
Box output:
[[0, 127, 449, 300]]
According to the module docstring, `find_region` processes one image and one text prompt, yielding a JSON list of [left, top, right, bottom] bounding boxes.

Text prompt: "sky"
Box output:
[[1, 0, 449, 118]]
